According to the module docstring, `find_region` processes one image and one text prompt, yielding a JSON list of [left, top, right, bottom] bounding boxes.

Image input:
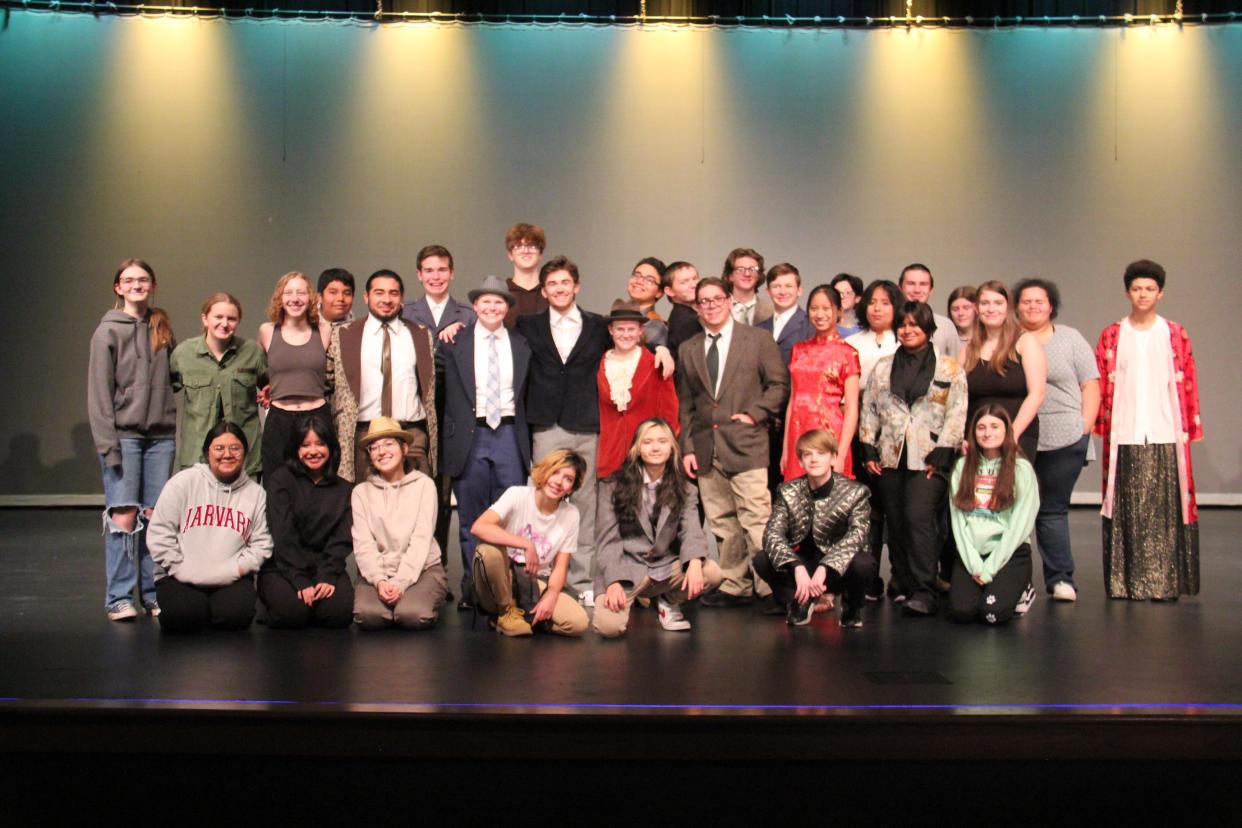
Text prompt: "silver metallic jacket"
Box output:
[[763, 475, 871, 576]]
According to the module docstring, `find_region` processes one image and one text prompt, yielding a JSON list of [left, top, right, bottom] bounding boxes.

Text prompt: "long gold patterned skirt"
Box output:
[[1102, 443, 1199, 600]]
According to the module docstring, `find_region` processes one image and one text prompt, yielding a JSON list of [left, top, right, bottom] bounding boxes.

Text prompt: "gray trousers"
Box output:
[[532, 425, 598, 596], [353, 564, 448, 630]]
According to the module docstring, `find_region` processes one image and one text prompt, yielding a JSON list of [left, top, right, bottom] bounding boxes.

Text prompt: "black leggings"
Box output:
[[947, 543, 1032, 625], [257, 570, 354, 629], [155, 577, 256, 633]]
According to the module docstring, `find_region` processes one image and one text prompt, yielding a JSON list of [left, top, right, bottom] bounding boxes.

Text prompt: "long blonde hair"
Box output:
[[962, 280, 1024, 376], [113, 258, 174, 353]]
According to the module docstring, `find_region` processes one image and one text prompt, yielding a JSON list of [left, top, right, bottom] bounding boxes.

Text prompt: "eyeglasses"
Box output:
[[367, 438, 401, 454], [209, 445, 244, 457], [629, 273, 660, 286], [697, 297, 728, 308], [510, 244, 541, 254], [731, 266, 760, 276], [119, 277, 152, 287]]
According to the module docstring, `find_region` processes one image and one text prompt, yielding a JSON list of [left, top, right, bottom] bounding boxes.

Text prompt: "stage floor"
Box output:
[[2, 507, 1241, 762]]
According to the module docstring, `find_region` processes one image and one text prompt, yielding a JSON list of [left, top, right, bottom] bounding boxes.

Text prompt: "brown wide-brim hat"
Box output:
[[358, 416, 415, 449], [606, 298, 647, 324], [468, 274, 516, 307]]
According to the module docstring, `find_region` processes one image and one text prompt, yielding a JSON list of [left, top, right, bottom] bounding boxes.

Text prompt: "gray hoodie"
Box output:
[[147, 464, 273, 587], [88, 309, 177, 466]]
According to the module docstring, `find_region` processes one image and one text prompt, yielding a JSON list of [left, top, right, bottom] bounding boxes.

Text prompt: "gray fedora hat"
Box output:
[[468, 274, 516, 307]]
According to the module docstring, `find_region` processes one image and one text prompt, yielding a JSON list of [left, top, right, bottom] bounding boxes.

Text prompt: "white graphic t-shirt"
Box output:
[[489, 485, 579, 578]]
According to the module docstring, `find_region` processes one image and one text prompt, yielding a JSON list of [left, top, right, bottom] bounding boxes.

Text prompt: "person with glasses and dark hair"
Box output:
[[504, 222, 548, 327], [676, 277, 790, 610], [257, 412, 354, 629], [721, 247, 773, 327], [146, 421, 272, 633]]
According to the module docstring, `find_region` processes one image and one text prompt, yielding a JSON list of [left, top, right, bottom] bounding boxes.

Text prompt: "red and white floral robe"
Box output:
[[1094, 318, 1202, 524]]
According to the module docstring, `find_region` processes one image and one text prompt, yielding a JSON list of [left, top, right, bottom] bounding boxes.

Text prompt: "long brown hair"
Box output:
[[608, 418, 687, 538], [113, 258, 174, 353], [953, 404, 1021, 513], [962, 280, 1023, 375]]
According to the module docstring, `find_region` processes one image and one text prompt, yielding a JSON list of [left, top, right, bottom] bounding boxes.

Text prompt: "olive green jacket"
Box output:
[[170, 336, 268, 478]]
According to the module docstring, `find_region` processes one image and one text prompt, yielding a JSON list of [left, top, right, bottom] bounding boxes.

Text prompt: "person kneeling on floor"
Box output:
[[351, 417, 449, 631], [947, 405, 1039, 625], [469, 449, 590, 638], [146, 421, 273, 633], [756, 429, 875, 628], [593, 418, 722, 638]]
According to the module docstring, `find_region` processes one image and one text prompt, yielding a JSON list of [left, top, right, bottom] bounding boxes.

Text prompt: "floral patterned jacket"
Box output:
[[859, 353, 968, 473], [1094, 318, 1201, 523]]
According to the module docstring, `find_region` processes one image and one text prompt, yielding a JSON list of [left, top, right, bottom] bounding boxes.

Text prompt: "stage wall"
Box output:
[[0, 13, 1238, 498]]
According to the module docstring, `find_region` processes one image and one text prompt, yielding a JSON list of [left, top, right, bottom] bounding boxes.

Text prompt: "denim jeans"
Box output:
[[100, 437, 175, 609], [1033, 434, 1090, 591]]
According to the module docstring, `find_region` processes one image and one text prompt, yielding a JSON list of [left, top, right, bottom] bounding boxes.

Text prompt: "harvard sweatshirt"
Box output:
[[147, 464, 273, 587]]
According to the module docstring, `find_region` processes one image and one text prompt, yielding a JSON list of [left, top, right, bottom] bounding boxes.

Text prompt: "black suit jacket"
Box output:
[[756, 306, 815, 367], [516, 307, 611, 433], [666, 302, 702, 364], [401, 296, 476, 347], [436, 322, 532, 479]]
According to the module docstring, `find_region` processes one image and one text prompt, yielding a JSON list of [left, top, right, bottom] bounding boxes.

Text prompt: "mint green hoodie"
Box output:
[[949, 456, 1039, 584]]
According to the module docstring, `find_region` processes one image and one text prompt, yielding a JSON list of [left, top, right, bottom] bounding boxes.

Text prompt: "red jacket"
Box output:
[[596, 348, 679, 479]]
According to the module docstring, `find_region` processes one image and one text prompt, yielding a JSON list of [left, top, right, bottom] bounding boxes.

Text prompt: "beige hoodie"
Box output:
[[351, 468, 440, 592]]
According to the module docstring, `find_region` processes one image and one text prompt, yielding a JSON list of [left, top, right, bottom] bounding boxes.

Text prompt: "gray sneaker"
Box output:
[[107, 601, 138, 622]]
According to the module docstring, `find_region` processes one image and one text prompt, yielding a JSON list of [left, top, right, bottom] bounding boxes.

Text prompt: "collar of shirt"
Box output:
[[772, 305, 798, 337], [365, 313, 401, 336], [551, 305, 582, 328], [705, 318, 734, 349], [426, 296, 449, 314], [474, 321, 508, 346]]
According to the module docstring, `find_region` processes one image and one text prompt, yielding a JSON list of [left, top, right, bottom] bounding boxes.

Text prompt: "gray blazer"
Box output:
[[675, 322, 790, 475], [593, 478, 712, 594], [402, 296, 476, 346]]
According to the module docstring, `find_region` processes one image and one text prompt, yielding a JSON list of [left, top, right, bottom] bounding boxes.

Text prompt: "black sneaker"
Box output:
[[700, 590, 754, 609], [786, 599, 814, 626], [865, 577, 884, 603], [840, 596, 863, 628], [757, 594, 786, 616]]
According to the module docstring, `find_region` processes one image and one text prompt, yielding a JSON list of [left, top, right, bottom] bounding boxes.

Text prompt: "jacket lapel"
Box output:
[[455, 322, 478, 409], [405, 319, 434, 402], [341, 320, 366, 400], [564, 309, 596, 366]]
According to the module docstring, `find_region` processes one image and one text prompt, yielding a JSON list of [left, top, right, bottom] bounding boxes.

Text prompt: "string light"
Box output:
[[2, 1, 1240, 29]]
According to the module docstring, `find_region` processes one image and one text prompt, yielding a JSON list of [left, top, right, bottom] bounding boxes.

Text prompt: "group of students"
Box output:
[[86, 226, 1202, 635]]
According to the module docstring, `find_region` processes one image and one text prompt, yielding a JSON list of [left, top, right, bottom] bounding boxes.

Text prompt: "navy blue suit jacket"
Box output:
[[402, 296, 476, 347], [436, 321, 531, 480], [756, 307, 814, 366]]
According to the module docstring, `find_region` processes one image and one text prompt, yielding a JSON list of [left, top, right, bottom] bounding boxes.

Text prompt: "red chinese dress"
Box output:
[[783, 333, 861, 480]]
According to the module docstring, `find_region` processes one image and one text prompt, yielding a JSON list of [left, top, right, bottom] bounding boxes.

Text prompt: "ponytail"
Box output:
[[149, 306, 175, 353]]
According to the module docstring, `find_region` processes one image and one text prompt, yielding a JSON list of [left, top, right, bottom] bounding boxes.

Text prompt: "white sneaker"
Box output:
[[1014, 583, 1037, 616], [657, 598, 692, 631], [1051, 582, 1077, 602], [578, 589, 595, 608], [106, 601, 138, 621]]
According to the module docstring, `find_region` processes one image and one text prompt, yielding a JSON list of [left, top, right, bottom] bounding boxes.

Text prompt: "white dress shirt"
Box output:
[[358, 314, 426, 422], [1113, 316, 1177, 445], [551, 305, 583, 363], [771, 306, 798, 342], [703, 318, 735, 397], [473, 323, 516, 419], [426, 296, 449, 328], [845, 328, 898, 390]]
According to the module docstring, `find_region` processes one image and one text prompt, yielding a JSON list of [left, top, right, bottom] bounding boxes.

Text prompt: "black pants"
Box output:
[[754, 548, 877, 609], [877, 463, 947, 605], [947, 542, 1032, 625], [852, 438, 886, 591], [155, 577, 256, 633], [257, 570, 354, 629], [261, 403, 328, 483]]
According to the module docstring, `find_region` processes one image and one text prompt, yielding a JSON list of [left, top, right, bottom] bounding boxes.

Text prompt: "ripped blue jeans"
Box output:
[[99, 438, 175, 610]]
